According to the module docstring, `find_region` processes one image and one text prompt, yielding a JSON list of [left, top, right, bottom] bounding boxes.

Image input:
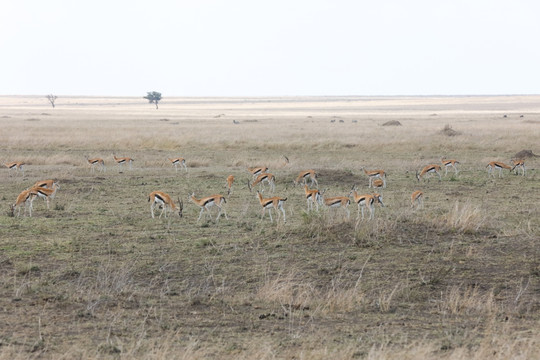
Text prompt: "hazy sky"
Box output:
[[2, 0, 539, 96]]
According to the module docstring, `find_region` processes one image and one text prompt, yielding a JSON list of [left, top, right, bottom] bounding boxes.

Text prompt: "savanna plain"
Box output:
[[0, 95, 539, 359]]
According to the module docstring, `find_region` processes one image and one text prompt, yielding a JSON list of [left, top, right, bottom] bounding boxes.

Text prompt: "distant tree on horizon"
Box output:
[[47, 94, 57, 108], [144, 91, 162, 109]]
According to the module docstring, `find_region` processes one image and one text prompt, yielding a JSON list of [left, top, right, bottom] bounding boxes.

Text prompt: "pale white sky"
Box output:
[[1, 0, 539, 96]]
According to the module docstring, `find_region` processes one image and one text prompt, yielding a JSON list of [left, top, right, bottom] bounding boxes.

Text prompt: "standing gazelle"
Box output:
[[303, 185, 321, 211], [256, 191, 287, 223], [511, 159, 526, 176], [361, 167, 386, 188], [148, 191, 183, 219], [226, 175, 235, 195], [87, 157, 106, 172], [416, 164, 442, 182], [5, 162, 24, 175], [349, 188, 384, 220], [411, 190, 424, 209], [441, 158, 459, 176], [322, 194, 351, 220], [190, 193, 228, 222], [487, 161, 512, 178], [169, 157, 188, 172], [10, 189, 35, 217], [113, 155, 134, 170], [294, 170, 318, 187]]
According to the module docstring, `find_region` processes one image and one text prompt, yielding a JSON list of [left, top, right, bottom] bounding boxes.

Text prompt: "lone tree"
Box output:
[[47, 94, 57, 108], [144, 91, 162, 109]]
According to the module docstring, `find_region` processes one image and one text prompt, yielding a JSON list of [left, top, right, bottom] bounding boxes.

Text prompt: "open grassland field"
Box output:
[[0, 95, 539, 359]]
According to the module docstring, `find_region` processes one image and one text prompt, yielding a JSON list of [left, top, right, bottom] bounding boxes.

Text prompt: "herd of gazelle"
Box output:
[[6, 156, 528, 220]]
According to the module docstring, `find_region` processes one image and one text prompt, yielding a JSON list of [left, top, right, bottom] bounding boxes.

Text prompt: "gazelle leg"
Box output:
[[198, 208, 205, 221]]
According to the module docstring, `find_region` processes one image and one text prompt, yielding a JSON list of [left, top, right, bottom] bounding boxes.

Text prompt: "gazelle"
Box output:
[[113, 155, 134, 170], [256, 191, 287, 223], [361, 167, 386, 188], [322, 194, 351, 220], [5, 162, 24, 175], [303, 185, 322, 211], [148, 191, 183, 219], [487, 161, 512, 178], [416, 164, 442, 182], [372, 179, 385, 190], [511, 159, 526, 176], [29, 185, 59, 210], [10, 189, 35, 217], [249, 173, 276, 193], [411, 190, 424, 209], [294, 170, 318, 187], [33, 179, 59, 190], [169, 157, 188, 172], [441, 158, 459, 176], [226, 175, 234, 195], [87, 157, 106, 172], [190, 193, 228, 222], [248, 166, 268, 179], [349, 188, 384, 220]]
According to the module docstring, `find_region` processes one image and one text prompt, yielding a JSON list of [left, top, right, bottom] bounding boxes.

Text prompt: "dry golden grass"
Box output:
[[0, 95, 538, 359]]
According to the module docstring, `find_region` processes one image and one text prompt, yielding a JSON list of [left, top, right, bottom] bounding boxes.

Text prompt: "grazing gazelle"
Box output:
[[113, 155, 134, 170], [372, 179, 385, 190], [256, 191, 287, 223], [303, 185, 322, 211], [361, 167, 386, 188], [190, 193, 228, 222], [249, 173, 276, 193], [294, 170, 318, 187], [148, 191, 183, 219], [5, 162, 24, 175], [169, 157, 188, 172], [11, 189, 35, 217], [87, 157, 106, 172], [487, 161, 512, 178], [416, 164, 442, 182], [29, 185, 59, 210], [248, 166, 268, 179], [322, 193, 351, 220], [226, 175, 235, 195], [349, 188, 384, 220], [511, 159, 526, 176], [411, 190, 424, 209], [441, 158, 459, 176]]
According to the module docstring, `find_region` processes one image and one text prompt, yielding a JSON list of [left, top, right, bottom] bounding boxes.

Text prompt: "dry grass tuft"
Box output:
[[438, 201, 486, 234]]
